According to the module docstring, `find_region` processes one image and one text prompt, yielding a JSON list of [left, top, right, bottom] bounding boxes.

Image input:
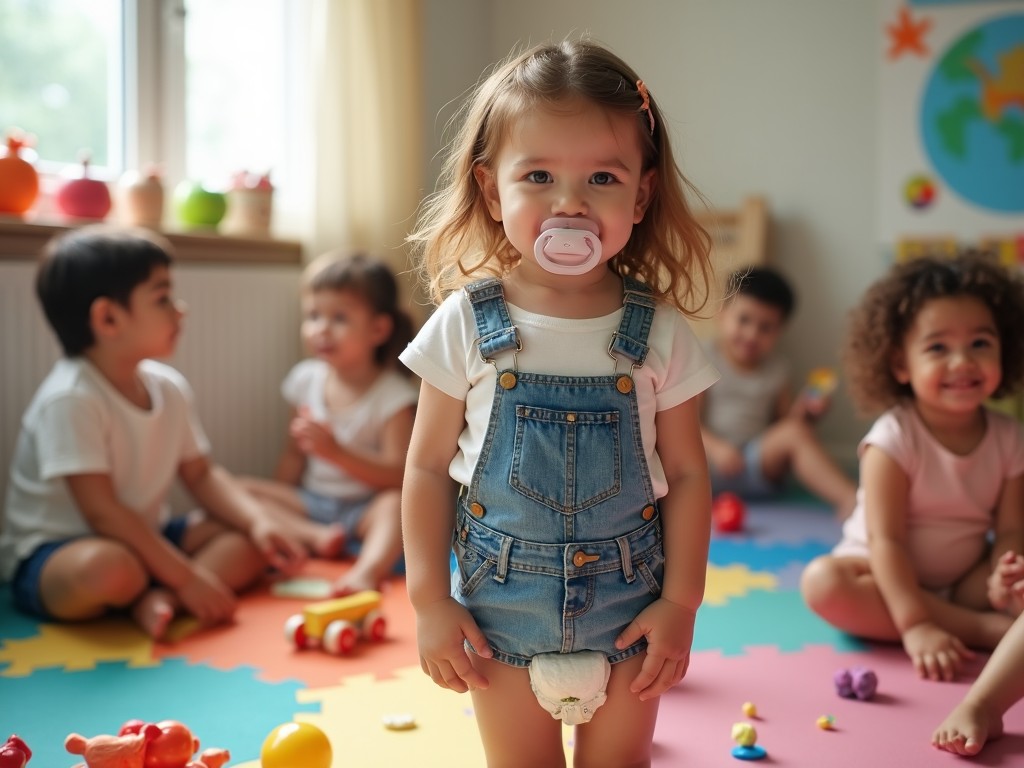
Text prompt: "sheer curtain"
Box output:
[[287, 0, 424, 311]]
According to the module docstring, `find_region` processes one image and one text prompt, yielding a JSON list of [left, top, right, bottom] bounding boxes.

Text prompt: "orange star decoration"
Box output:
[[886, 6, 932, 61]]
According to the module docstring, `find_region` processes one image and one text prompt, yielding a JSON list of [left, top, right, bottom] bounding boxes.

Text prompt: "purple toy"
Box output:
[[834, 666, 878, 701]]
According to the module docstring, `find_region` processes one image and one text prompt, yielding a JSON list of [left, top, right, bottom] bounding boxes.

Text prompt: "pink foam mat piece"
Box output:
[[653, 644, 1024, 767]]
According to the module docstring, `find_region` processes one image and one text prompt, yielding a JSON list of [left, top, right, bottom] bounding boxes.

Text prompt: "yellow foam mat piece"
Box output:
[[0, 619, 157, 676], [231, 665, 574, 767], [703, 563, 776, 606]]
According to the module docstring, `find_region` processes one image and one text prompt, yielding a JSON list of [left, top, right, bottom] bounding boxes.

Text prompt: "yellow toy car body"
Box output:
[[284, 590, 385, 655]]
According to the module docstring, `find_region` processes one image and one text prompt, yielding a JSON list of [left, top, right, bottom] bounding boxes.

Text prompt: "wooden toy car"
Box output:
[[284, 590, 386, 654]]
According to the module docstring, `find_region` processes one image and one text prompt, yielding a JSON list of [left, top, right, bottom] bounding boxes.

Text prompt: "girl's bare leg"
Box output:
[[573, 652, 660, 768], [801, 555, 1012, 649], [933, 613, 1024, 755], [333, 490, 404, 595], [240, 477, 345, 558], [469, 655, 566, 768]]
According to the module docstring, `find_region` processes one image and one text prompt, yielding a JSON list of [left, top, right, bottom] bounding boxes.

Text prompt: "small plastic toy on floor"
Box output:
[[834, 666, 878, 701], [730, 722, 767, 761], [0, 735, 32, 768], [713, 493, 746, 533]]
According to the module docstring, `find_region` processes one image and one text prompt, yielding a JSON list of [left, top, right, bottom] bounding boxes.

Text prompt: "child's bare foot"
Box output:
[[131, 589, 176, 640], [932, 699, 1003, 756], [310, 524, 346, 559]]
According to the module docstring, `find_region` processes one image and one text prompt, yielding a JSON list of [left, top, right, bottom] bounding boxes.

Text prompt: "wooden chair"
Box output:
[[690, 195, 769, 338]]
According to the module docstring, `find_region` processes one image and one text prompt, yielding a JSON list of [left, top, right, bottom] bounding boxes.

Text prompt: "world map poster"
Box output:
[[878, 0, 1024, 261]]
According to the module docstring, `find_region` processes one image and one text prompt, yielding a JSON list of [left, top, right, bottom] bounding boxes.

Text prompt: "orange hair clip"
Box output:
[[636, 79, 655, 135]]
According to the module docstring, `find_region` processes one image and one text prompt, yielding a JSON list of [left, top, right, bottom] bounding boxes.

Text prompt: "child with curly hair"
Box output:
[[802, 253, 1024, 682]]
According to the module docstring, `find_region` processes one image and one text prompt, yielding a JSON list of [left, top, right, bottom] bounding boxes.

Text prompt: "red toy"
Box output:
[[119, 720, 229, 768], [0, 735, 32, 768], [713, 492, 746, 533]]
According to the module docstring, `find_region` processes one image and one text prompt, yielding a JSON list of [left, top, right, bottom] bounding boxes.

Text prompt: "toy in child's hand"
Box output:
[[801, 367, 838, 418], [713, 493, 746, 533], [260, 722, 331, 768], [284, 589, 386, 654], [834, 666, 878, 700], [0, 735, 32, 768]]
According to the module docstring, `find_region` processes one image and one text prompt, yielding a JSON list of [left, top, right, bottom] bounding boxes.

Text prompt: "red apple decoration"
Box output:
[[0, 130, 40, 215], [56, 153, 112, 220], [712, 492, 745, 533]]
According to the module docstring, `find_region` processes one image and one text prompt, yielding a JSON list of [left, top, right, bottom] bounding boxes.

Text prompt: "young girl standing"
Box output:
[[243, 253, 417, 596], [802, 253, 1024, 683], [400, 40, 718, 766]]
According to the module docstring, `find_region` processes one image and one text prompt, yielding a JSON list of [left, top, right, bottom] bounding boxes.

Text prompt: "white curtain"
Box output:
[[285, 0, 424, 312]]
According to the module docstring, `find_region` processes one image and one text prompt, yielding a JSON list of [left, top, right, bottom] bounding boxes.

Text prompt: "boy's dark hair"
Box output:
[[844, 251, 1024, 415], [36, 225, 174, 356], [303, 251, 415, 374], [727, 266, 795, 320]]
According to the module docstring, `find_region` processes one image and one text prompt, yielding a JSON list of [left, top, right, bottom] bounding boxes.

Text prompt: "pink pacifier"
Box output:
[[533, 218, 603, 275]]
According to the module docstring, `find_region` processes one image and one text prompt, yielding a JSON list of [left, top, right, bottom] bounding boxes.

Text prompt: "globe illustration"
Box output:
[[920, 13, 1024, 214]]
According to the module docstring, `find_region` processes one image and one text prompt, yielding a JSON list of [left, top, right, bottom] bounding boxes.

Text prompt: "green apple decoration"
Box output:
[[174, 180, 227, 230]]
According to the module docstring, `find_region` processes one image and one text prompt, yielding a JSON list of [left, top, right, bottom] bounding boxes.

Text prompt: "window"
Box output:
[[0, 0, 296, 200]]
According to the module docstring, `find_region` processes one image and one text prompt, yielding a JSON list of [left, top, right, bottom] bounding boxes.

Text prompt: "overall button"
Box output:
[[572, 550, 600, 568], [641, 504, 656, 520], [566, 413, 576, 423], [470, 502, 486, 518], [499, 372, 517, 389], [616, 375, 634, 394]]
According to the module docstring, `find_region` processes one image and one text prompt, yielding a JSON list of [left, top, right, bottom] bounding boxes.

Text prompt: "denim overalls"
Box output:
[[453, 276, 665, 668]]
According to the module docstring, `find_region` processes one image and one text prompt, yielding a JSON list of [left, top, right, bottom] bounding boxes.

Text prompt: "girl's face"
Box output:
[[474, 98, 655, 280], [893, 295, 1002, 417], [301, 288, 390, 373]]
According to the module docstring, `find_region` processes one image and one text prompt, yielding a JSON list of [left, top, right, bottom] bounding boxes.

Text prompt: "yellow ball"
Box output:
[[741, 701, 757, 718], [261, 722, 332, 768], [731, 721, 757, 747]]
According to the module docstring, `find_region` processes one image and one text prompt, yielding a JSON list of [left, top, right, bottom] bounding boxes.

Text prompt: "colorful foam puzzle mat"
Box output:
[[2, 498, 1023, 766]]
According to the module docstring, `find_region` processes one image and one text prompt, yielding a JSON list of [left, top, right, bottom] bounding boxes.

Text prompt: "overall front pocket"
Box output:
[[509, 405, 621, 513]]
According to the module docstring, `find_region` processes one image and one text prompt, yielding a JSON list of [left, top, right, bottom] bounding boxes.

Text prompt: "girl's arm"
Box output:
[[273, 407, 306, 485], [863, 445, 928, 630], [617, 397, 711, 700], [864, 444, 971, 679], [65, 473, 237, 622], [402, 381, 490, 692], [987, 472, 1024, 609], [178, 456, 306, 574], [289, 405, 415, 489]]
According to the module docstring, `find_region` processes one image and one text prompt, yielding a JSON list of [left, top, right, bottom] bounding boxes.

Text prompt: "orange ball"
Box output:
[[260, 722, 332, 768]]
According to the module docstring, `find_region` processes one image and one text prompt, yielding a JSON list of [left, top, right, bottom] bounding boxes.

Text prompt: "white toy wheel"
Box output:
[[323, 619, 358, 654], [363, 609, 386, 642], [284, 614, 309, 649]]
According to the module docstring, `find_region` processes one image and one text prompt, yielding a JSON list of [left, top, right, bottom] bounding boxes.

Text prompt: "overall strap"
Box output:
[[609, 276, 656, 368], [466, 278, 521, 363]]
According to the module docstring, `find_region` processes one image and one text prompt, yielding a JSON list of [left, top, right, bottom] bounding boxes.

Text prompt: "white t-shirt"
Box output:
[[399, 285, 719, 498], [0, 358, 210, 580], [834, 403, 1024, 589], [281, 359, 419, 500], [700, 341, 789, 447]]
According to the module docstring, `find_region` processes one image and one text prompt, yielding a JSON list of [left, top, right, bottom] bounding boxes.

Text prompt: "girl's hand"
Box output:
[[988, 550, 1024, 612], [615, 598, 696, 701], [175, 565, 237, 625], [249, 517, 307, 577], [289, 411, 339, 460], [901, 622, 974, 681], [415, 597, 492, 693]]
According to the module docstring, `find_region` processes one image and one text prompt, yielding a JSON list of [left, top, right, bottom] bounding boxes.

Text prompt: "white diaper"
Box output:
[[528, 651, 611, 725]]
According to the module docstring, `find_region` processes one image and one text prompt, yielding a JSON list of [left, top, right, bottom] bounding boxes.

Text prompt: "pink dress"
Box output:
[[833, 403, 1024, 590]]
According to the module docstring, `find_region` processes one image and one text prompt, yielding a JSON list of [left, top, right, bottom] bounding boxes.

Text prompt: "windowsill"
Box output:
[[0, 216, 302, 265]]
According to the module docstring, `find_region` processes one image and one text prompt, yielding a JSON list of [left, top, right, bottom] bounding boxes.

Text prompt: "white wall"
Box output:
[[421, 0, 884, 461]]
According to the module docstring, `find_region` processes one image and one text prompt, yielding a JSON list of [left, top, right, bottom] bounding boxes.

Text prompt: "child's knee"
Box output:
[[800, 556, 842, 607], [54, 540, 148, 605]]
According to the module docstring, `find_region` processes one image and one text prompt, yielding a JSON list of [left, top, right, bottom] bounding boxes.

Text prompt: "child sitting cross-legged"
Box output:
[[803, 253, 1024, 682], [0, 225, 307, 640], [698, 266, 857, 518]]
